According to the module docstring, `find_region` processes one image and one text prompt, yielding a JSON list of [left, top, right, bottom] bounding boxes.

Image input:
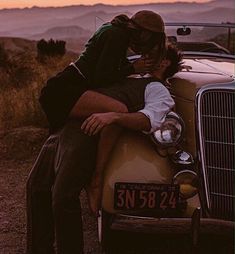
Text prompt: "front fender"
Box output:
[[102, 131, 176, 213], [102, 131, 200, 216]]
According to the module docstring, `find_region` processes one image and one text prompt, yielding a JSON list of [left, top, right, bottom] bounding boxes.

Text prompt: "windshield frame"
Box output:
[[165, 22, 235, 56]]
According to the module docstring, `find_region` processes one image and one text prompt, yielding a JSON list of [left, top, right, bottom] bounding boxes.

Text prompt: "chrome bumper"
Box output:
[[110, 209, 234, 236]]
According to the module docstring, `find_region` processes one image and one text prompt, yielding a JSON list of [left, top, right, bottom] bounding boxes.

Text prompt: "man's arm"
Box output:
[[138, 82, 175, 133], [81, 82, 175, 136], [115, 112, 151, 131], [81, 111, 151, 136]]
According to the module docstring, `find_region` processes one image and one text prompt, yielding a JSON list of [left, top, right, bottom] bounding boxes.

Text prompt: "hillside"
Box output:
[[208, 0, 234, 7], [31, 25, 91, 40], [189, 7, 235, 23], [0, 37, 78, 131], [0, 0, 234, 40], [0, 37, 36, 53]]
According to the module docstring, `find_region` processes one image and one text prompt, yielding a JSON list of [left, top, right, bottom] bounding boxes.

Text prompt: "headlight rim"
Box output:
[[151, 111, 185, 148], [173, 169, 198, 199]]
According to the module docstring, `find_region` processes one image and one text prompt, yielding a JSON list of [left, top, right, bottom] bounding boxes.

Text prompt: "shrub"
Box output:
[[37, 39, 66, 60]]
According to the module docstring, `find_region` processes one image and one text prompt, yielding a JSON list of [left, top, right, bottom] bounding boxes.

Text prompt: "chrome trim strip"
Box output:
[[182, 51, 235, 60], [197, 83, 235, 91], [197, 89, 211, 210], [208, 166, 235, 172], [211, 193, 235, 198], [195, 82, 235, 212], [205, 140, 235, 145], [202, 115, 235, 120]]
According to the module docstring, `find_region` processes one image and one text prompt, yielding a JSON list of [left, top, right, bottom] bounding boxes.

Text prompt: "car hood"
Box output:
[[169, 57, 235, 101]]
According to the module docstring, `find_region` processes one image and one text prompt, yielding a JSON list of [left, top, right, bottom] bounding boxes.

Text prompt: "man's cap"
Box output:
[[130, 10, 165, 33]]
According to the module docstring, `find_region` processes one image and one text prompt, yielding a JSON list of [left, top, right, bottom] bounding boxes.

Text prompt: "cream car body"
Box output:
[[99, 23, 235, 250]]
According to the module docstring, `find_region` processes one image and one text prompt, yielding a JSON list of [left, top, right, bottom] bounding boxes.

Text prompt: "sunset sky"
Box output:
[[0, 0, 209, 9]]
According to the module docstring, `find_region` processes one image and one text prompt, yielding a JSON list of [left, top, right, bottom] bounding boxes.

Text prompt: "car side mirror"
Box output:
[[177, 27, 191, 36]]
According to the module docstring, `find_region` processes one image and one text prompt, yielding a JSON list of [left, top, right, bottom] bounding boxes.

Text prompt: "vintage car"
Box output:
[[98, 23, 235, 251]]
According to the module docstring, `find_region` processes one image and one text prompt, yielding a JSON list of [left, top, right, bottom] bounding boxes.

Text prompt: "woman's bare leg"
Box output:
[[86, 124, 122, 215], [69, 90, 128, 215], [69, 90, 127, 118]]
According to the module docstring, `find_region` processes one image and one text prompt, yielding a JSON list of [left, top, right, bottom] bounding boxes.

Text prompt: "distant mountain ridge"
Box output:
[[208, 0, 234, 7], [0, 0, 234, 53], [31, 26, 91, 40], [1, 0, 234, 11]]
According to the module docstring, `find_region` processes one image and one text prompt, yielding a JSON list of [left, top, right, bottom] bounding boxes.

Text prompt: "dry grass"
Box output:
[[0, 82, 46, 130], [0, 45, 77, 131]]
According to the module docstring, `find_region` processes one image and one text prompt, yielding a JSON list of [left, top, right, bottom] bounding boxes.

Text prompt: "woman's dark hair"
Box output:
[[163, 44, 183, 79], [111, 14, 130, 28]]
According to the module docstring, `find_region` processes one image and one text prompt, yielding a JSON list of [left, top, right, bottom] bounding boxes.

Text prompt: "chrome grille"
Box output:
[[198, 88, 235, 221]]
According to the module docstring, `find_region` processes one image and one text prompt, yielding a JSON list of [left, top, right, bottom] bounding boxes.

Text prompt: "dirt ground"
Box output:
[[0, 126, 101, 254], [0, 127, 234, 254]]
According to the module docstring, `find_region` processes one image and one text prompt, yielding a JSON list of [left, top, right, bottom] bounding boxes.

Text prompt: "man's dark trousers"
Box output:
[[26, 120, 98, 254]]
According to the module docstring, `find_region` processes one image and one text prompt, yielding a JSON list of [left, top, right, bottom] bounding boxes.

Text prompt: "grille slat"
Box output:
[[199, 89, 235, 221]]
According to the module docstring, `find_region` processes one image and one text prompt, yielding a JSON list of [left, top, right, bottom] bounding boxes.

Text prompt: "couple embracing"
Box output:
[[27, 10, 182, 254]]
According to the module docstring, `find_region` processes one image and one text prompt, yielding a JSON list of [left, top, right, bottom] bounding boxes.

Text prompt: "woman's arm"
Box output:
[[93, 28, 133, 87]]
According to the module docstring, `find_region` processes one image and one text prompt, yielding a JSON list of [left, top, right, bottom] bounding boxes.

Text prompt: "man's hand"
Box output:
[[81, 112, 118, 135]]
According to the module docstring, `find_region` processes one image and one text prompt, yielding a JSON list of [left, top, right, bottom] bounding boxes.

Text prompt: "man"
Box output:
[[80, 45, 183, 215], [26, 45, 182, 254]]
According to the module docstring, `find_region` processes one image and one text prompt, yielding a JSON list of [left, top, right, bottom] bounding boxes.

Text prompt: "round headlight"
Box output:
[[173, 170, 198, 199], [151, 111, 184, 147]]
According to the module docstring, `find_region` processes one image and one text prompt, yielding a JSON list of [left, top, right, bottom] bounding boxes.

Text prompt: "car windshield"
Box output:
[[165, 23, 235, 55]]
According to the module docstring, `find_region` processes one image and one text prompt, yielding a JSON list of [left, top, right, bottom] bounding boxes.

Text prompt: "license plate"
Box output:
[[114, 182, 179, 210]]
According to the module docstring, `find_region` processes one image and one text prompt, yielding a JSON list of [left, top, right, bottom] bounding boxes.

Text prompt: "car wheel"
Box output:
[[98, 209, 114, 253]]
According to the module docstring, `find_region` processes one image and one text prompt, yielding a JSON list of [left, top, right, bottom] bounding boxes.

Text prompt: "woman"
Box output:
[[39, 10, 166, 133]]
